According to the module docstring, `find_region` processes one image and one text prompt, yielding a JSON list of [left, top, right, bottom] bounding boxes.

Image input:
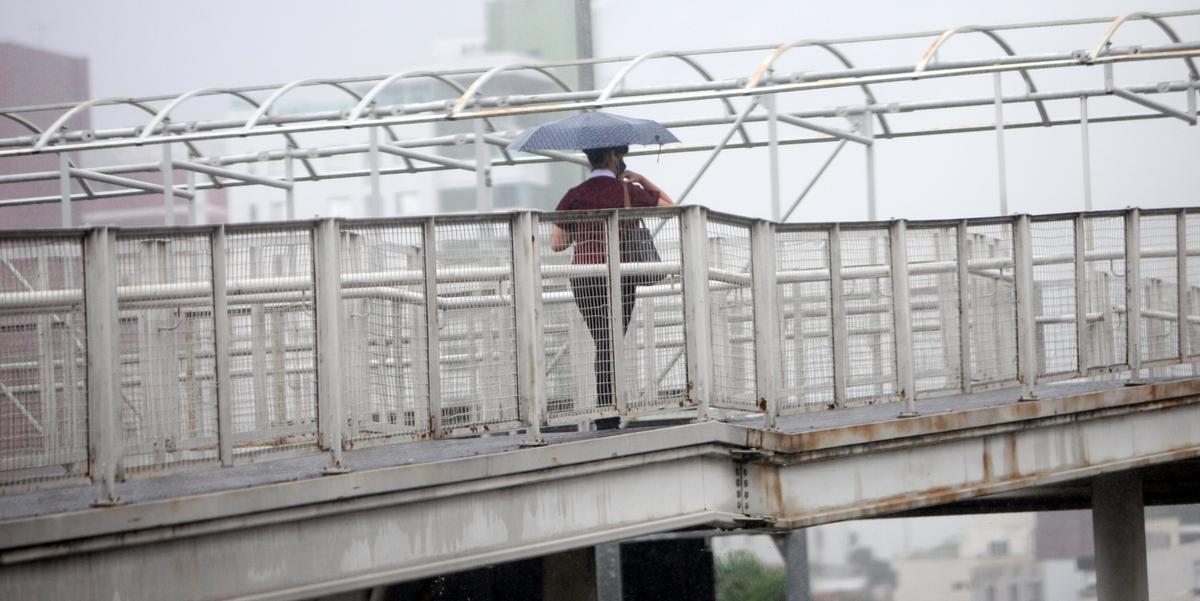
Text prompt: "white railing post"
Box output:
[[680, 206, 714, 418], [161, 143, 175, 226], [284, 145, 296, 220], [421, 217, 443, 437], [59, 153, 72, 227], [1177, 209, 1189, 361], [368, 127, 381, 218], [1126, 208, 1143, 383], [956, 220, 973, 393], [1075, 215, 1090, 376], [314, 218, 347, 473], [994, 72, 1009, 215], [765, 94, 781, 222], [1014, 214, 1039, 399], [605, 210, 627, 418], [511, 211, 545, 445], [829, 224, 848, 407], [751, 218, 781, 428], [211, 225, 234, 466], [84, 227, 121, 505], [890, 220, 917, 416]]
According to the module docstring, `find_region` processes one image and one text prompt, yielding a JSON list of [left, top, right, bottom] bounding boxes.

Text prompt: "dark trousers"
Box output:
[[571, 276, 637, 408]]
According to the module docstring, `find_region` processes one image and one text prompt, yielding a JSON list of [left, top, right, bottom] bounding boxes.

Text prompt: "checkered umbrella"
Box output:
[[506, 111, 679, 152]]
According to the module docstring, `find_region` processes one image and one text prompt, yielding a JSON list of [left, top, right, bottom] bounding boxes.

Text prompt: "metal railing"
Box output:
[[2, 206, 1198, 498]]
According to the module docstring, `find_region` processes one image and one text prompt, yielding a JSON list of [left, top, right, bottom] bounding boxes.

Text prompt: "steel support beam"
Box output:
[[994, 72, 1009, 215], [421, 218, 442, 437], [890, 220, 916, 416], [751, 219, 781, 427], [511, 211, 545, 445], [211, 226, 234, 467], [314, 219, 347, 472], [1126, 208, 1144, 383], [58, 153, 70, 227], [173, 160, 292, 190], [765, 94, 781, 222], [1111, 86, 1198, 125], [83, 228, 121, 506], [1014, 215, 1038, 399], [605, 211, 626, 418], [680, 206, 714, 417]]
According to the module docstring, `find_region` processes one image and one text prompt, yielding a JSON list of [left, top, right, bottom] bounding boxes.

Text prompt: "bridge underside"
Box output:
[[1, 378, 1198, 601]]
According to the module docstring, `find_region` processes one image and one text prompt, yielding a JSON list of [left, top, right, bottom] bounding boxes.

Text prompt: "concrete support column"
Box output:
[[595, 543, 622, 601], [1091, 470, 1148, 601], [774, 530, 812, 601]]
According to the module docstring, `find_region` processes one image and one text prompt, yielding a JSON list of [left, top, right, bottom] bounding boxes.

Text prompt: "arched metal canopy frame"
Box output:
[[36, 97, 162, 149], [30, 96, 222, 187], [238, 78, 434, 164], [1088, 12, 1200, 80], [350, 70, 514, 165], [746, 40, 893, 136], [132, 87, 320, 181], [0, 112, 96, 198], [914, 26, 1052, 126], [450, 64, 575, 117], [597, 50, 752, 145]]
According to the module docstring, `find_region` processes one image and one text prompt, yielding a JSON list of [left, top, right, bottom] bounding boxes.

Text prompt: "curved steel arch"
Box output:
[[746, 40, 893, 136], [914, 26, 1051, 126], [0, 111, 96, 198], [348, 71, 473, 122], [449, 63, 574, 117], [1088, 12, 1200, 80], [242, 78, 370, 130], [34, 97, 160, 150], [347, 70, 510, 161], [597, 50, 750, 144]]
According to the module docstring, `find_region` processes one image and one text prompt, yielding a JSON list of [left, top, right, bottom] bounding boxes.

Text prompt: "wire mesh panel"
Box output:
[[618, 212, 687, 415], [1139, 213, 1179, 363], [1082, 216, 1127, 370], [965, 221, 1018, 387], [538, 212, 613, 422], [841, 227, 896, 404], [0, 234, 88, 485], [225, 225, 318, 456], [115, 231, 218, 471], [338, 220, 429, 444], [1187, 211, 1200, 358], [433, 217, 519, 432], [706, 217, 756, 411], [776, 227, 834, 412], [1030, 219, 1078, 377], [905, 225, 961, 395]]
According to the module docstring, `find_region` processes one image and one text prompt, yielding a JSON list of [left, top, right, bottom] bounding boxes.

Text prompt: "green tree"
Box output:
[[715, 550, 787, 601]]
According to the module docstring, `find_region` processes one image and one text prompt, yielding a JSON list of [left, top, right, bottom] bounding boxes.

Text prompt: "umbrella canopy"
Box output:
[[506, 111, 679, 152]]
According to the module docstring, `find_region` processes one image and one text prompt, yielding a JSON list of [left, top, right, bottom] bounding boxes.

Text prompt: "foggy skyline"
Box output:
[[2, 0, 1197, 224]]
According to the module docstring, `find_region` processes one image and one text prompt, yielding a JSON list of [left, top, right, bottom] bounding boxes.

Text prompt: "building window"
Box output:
[[1026, 582, 1042, 601], [988, 540, 1009, 557]]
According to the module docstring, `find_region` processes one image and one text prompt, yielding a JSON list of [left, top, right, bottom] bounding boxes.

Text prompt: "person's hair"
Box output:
[[584, 146, 628, 169]]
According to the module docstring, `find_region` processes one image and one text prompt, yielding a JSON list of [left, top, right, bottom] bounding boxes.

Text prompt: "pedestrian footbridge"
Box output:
[[1, 206, 1199, 600]]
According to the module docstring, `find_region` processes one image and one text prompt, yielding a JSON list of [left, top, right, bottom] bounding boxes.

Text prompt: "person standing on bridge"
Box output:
[[507, 112, 679, 419], [549, 145, 674, 412]]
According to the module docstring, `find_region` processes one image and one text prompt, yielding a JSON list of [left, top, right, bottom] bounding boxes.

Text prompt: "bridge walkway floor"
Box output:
[[0, 376, 1167, 523]]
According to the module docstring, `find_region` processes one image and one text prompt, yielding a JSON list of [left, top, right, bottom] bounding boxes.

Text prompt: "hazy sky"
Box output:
[[2, 0, 1198, 223]]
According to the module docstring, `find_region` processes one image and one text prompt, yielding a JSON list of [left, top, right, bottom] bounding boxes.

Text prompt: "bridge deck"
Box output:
[[0, 376, 1151, 523]]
